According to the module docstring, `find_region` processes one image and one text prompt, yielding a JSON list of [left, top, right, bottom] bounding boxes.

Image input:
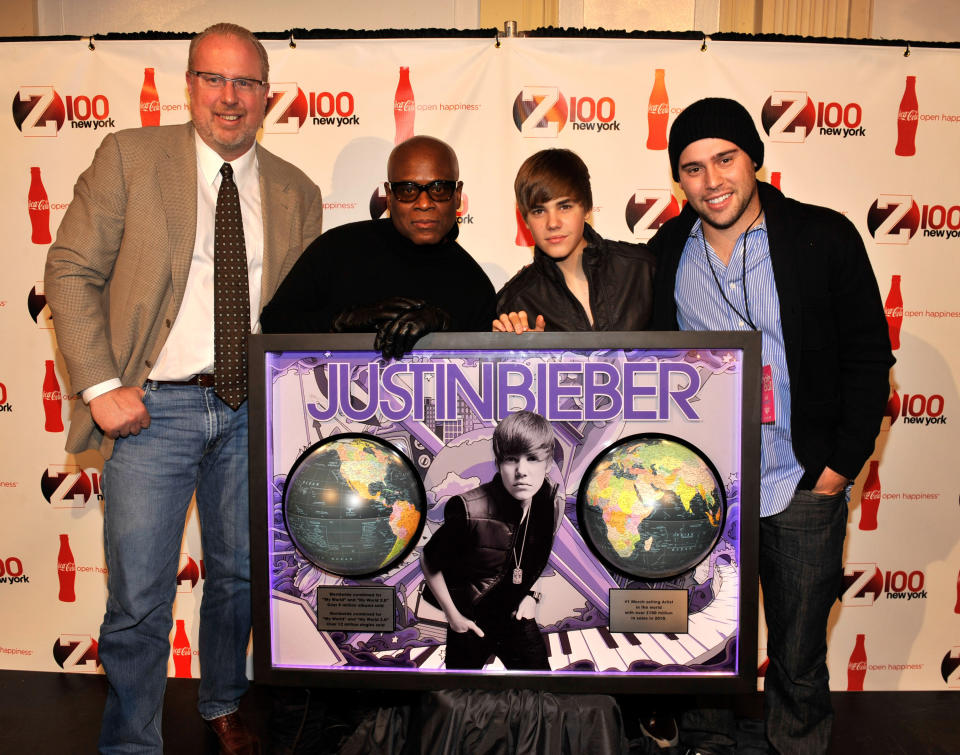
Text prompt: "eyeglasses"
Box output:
[[189, 70, 266, 91], [388, 180, 459, 203]]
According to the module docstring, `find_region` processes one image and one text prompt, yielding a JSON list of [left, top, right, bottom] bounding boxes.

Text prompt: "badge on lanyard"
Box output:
[[761, 364, 776, 424]]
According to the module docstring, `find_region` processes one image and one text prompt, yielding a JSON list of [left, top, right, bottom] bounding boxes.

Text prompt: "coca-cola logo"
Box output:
[[28, 199, 49, 211], [848, 661, 867, 672], [884, 305, 904, 319], [648, 103, 669, 115], [625, 189, 680, 242], [898, 109, 919, 121], [172, 646, 191, 656], [394, 99, 414, 112], [42, 390, 63, 401], [140, 100, 160, 112], [861, 487, 881, 501], [52, 634, 101, 672], [57, 561, 75, 572]]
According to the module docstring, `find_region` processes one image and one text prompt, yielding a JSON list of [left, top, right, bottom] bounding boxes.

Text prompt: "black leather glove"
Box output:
[[374, 302, 452, 360], [330, 296, 424, 333]]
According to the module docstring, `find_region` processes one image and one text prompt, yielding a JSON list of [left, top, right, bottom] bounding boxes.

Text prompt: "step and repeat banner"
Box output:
[[0, 32, 958, 692]]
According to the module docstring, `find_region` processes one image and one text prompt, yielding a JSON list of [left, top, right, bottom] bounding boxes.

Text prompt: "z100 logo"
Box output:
[[177, 553, 206, 593], [0, 381, 10, 413], [885, 389, 946, 426], [40, 465, 101, 508], [842, 563, 927, 606], [867, 195, 960, 243], [760, 91, 864, 142], [12, 87, 114, 136], [512, 87, 620, 137], [942, 647, 960, 687], [53, 634, 101, 672], [263, 83, 358, 133], [625, 189, 680, 241]]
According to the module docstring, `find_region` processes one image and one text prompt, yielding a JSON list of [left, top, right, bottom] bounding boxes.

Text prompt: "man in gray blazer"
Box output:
[[45, 23, 322, 754]]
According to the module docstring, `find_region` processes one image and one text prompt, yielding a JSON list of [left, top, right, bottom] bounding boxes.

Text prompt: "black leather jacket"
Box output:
[[422, 475, 561, 615], [495, 223, 656, 331]]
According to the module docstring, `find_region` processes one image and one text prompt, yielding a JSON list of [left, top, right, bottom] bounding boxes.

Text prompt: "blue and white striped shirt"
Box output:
[[675, 218, 802, 517]]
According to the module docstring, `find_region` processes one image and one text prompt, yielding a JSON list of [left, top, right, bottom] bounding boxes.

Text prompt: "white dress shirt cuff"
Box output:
[[81, 378, 124, 404]]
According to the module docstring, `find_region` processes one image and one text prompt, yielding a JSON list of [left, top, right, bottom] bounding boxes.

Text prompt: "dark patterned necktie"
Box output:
[[214, 163, 250, 410]]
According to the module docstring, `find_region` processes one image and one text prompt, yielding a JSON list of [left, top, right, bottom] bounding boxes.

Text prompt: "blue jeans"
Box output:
[[680, 488, 847, 755], [97, 382, 251, 754]]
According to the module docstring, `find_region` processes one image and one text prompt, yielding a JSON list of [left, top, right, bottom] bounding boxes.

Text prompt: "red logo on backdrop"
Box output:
[[0, 380, 10, 412], [264, 83, 308, 133], [177, 553, 203, 592], [646, 69, 668, 150], [43, 359, 64, 433], [847, 634, 867, 690], [263, 83, 358, 134], [895, 75, 918, 157], [514, 207, 534, 247], [0, 555, 26, 584], [12, 86, 66, 136], [28, 166, 51, 244], [760, 91, 864, 142], [884, 389, 947, 426], [140, 68, 160, 127], [511, 86, 622, 137], [867, 195, 960, 243], [842, 562, 927, 607], [40, 465, 99, 508], [12, 86, 112, 135], [28, 283, 53, 328], [884, 275, 903, 349], [172, 619, 192, 678], [57, 534, 75, 602], [52, 635, 101, 672], [625, 189, 680, 241], [456, 193, 473, 225], [395, 66, 414, 144], [369, 185, 388, 220], [859, 460, 881, 530], [941, 647, 960, 687]]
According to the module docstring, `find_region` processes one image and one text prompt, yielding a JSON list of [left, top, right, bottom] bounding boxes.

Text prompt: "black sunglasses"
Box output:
[[388, 180, 459, 203]]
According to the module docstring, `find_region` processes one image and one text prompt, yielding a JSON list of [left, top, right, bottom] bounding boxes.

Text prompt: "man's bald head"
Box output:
[[385, 136, 462, 245]]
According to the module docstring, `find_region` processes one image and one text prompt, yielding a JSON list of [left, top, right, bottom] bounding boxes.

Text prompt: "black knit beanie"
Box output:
[[668, 97, 764, 181]]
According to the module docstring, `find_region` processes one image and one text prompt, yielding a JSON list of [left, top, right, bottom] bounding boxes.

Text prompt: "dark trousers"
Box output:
[[681, 489, 848, 755], [445, 616, 550, 671]]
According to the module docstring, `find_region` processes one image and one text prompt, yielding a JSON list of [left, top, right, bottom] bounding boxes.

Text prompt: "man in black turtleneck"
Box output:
[[261, 135, 495, 356]]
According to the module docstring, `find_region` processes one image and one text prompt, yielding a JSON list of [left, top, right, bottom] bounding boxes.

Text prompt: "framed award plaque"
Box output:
[[249, 331, 761, 693]]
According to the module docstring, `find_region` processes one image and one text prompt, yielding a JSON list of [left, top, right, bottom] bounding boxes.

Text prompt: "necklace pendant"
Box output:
[[512, 567, 523, 584]]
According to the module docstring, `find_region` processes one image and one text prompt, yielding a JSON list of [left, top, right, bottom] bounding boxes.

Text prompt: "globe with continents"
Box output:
[[283, 435, 425, 577], [579, 435, 724, 579]]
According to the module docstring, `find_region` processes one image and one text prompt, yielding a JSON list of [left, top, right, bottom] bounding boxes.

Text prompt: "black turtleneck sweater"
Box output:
[[261, 218, 496, 334]]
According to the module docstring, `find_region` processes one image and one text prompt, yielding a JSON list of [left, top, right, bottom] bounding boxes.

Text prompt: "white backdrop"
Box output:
[[1, 33, 958, 692]]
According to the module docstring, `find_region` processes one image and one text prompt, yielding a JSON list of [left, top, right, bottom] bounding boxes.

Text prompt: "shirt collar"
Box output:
[[194, 132, 259, 189]]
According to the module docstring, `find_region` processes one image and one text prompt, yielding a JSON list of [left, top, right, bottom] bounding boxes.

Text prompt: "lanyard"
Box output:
[[700, 205, 764, 332]]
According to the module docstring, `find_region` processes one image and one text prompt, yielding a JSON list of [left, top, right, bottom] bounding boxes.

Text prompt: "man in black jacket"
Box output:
[[262, 135, 495, 357], [649, 97, 894, 754], [494, 148, 654, 333]]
